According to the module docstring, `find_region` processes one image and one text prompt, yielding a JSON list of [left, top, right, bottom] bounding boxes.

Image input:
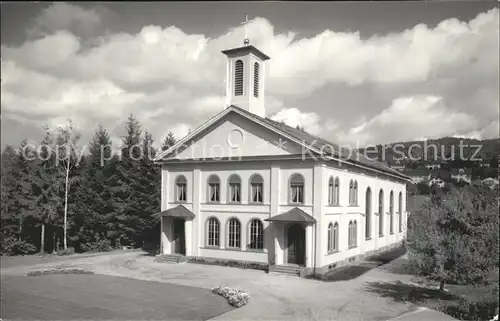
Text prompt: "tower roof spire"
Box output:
[[240, 14, 254, 46]]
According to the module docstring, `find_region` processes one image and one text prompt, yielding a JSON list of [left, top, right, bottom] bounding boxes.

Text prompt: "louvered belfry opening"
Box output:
[[253, 62, 260, 98], [234, 60, 244, 96]]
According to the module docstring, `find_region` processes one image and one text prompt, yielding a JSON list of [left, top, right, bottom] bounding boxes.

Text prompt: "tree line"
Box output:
[[1, 114, 177, 255]]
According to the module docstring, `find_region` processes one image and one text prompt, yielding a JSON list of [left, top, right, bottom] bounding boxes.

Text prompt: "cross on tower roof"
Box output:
[[240, 14, 254, 46]]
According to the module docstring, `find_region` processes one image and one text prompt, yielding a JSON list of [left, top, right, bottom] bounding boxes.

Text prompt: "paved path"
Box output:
[[1, 252, 458, 321]]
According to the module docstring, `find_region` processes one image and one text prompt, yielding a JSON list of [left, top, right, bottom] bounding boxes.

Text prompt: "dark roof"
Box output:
[[230, 105, 409, 181], [265, 207, 316, 223], [221, 45, 270, 61], [151, 205, 195, 219]]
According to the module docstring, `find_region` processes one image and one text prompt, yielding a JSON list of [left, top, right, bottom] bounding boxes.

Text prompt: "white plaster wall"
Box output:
[[160, 157, 408, 269], [321, 165, 407, 266]]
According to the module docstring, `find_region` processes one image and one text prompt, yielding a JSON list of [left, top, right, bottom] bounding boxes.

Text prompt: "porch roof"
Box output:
[[151, 205, 195, 219], [265, 207, 316, 223]]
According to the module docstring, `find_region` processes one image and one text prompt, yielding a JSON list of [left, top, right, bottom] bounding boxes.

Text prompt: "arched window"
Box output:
[[389, 191, 394, 234], [328, 222, 339, 253], [334, 177, 340, 205], [365, 187, 372, 239], [227, 218, 241, 249], [175, 175, 187, 202], [349, 180, 354, 205], [398, 192, 403, 232], [353, 220, 357, 247], [333, 222, 338, 251], [327, 223, 333, 252], [289, 173, 305, 204], [353, 181, 358, 205], [378, 189, 384, 237], [207, 217, 220, 247], [348, 221, 353, 248], [228, 174, 241, 203], [208, 175, 220, 203], [250, 174, 264, 203], [248, 219, 264, 250], [234, 60, 244, 96], [328, 177, 334, 204], [253, 62, 260, 98]]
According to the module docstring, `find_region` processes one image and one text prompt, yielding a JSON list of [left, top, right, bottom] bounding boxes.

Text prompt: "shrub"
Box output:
[[57, 247, 75, 256], [80, 239, 113, 253], [188, 257, 268, 271], [441, 295, 498, 321], [27, 268, 94, 276], [1, 236, 37, 256]]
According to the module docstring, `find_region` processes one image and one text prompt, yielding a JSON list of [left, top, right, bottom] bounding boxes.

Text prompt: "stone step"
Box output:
[[272, 265, 301, 276]]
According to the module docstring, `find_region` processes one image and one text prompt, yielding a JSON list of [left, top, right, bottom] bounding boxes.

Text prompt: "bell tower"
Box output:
[[222, 15, 270, 118]]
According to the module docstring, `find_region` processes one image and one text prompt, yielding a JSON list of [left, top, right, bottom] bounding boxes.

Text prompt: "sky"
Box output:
[[1, 1, 499, 150]]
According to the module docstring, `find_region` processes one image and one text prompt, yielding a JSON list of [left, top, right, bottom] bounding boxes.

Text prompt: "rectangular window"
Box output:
[[251, 183, 263, 203], [229, 183, 241, 203], [176, 183, 186, 202], [209, 183, 220, 202], [291, 184, 304, 204]]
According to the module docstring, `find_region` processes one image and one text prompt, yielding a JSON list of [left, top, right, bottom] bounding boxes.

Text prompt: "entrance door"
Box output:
[[287, 224, 305, 265], [172, 219, 185, 255]]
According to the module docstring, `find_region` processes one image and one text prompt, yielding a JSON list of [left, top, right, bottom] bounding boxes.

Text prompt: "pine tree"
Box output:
[[111, 114, 143, 247], [161, 132, 177, 151]]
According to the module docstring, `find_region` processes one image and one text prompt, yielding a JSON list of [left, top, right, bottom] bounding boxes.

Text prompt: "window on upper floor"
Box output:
[[353, 180, 358, 205], [250, 174, 264, 203], [227, 218, 241, 249], [206, 217, 220, 247], [334, 177, 340, 205], [228, 174, 241, 203], [248, 219, 264, 250], [208, 175, 220, 203], [175, 175, 187, 202], [234, 60, 244, 96], [328, 177, 334, 204], [289, 173, 305, 204]]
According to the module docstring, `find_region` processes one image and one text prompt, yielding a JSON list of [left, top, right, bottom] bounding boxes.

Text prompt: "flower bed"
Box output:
[[27, 268, 94, 276], [212, 286, 250, 308]]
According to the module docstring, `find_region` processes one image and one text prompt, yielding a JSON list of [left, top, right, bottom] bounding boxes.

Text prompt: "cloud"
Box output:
[[28, 2, 103, 38], [333, 95, 478, 146], [270, 108, 323, 135], [0, 5, 498, 150]]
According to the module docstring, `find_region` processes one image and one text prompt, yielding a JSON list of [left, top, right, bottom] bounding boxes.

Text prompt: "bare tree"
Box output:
[[55, 120, 82, 250]]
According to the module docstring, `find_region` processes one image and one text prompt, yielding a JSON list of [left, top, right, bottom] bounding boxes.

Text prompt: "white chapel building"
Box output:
[[153, 40, 410, 275]]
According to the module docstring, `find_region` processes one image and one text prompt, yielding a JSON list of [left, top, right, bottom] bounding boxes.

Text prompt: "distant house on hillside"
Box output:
[[481, 177, 499, 190], [425, 163, 441, 170], [451, 168, 472, 184], [428, 178, 445, 188], [389, 160, 406, 172]]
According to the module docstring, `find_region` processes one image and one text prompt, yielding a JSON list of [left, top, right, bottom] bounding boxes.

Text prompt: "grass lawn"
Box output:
[[1, 274, 233, 320]]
